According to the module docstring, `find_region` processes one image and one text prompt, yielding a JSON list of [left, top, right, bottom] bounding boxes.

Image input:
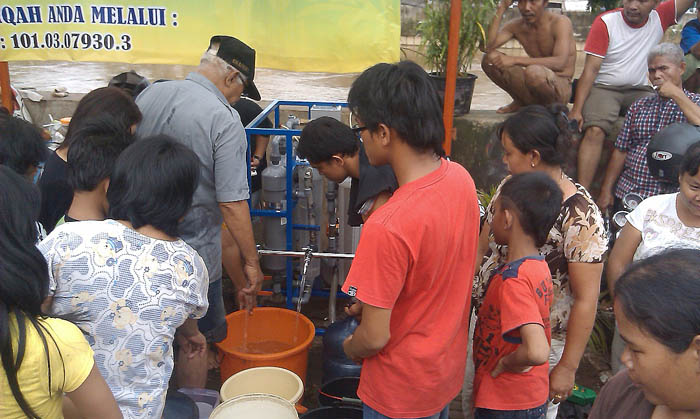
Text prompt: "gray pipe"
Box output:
[[257, 249, 354, 259], [303, 167, 317, 246], [326, 179, 341, 322]]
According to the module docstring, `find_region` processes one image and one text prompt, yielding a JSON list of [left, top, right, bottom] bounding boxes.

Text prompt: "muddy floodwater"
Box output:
[[8, 52, 587, 111]]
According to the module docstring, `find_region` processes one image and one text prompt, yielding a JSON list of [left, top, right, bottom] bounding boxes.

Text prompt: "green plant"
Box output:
[[477, 184, 499, 209], [418, 0, 498, 75]]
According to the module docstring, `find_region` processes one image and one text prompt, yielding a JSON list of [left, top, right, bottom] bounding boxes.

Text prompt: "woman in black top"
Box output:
[[38, 87, 141, 233]]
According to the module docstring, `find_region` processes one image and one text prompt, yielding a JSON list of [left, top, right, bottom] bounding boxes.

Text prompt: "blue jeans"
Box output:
[[363, 404, 449, 419], [474, 403, 547, 419], [197, 279, 228, 343]]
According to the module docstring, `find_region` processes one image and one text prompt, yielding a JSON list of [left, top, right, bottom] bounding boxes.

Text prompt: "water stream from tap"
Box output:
[[293, 248, 313, 345]]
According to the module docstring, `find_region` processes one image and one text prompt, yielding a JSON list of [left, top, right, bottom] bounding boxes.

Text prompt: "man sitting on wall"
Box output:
[[482, 0, 576, 113], [571, 0, 695, 190]]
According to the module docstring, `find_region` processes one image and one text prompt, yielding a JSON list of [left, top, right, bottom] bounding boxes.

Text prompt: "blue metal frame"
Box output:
[[244, 100, 349, 309]]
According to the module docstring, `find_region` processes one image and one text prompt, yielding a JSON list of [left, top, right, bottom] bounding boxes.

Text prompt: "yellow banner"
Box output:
[[0, 1, 400, 73]]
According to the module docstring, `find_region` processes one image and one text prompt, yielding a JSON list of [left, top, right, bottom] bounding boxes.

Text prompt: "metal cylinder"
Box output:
[[261, 161, 287, 272]]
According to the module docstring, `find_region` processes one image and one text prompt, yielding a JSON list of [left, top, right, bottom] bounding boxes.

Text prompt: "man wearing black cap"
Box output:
[[134, 35, 263, 386]]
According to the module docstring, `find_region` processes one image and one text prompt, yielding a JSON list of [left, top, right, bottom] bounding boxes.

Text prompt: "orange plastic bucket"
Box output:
[[216, 307, 315, 386]]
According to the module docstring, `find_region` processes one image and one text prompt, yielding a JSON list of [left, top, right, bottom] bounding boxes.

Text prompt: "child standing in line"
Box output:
[[472, 172, 563, 419]]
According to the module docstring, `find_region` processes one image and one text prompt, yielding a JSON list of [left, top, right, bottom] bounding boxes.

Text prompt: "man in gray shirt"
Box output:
[[135, 36, 264, 383]]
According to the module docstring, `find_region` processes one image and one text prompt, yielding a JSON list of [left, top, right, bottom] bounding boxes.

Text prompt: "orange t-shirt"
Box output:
[[341, 159, 479, 418], [473, 256, 553, 411]]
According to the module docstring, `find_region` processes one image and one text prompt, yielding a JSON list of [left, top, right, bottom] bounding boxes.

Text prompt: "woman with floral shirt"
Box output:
[[463, 105, 607, 419]]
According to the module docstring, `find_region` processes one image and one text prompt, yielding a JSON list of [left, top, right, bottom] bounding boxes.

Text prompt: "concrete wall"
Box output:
[[23, 92, 82, 127]]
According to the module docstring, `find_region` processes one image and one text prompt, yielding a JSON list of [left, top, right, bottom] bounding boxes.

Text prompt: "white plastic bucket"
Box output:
[[220, 366, 304, 405], [210, 394, 298, 419]]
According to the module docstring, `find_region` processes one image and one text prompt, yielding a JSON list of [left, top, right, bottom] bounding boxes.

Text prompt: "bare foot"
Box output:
[[496, 101, 521, 114]]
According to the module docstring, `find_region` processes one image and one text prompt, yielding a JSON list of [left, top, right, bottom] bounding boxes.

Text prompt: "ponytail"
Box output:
[[498, 104, 572, 167]]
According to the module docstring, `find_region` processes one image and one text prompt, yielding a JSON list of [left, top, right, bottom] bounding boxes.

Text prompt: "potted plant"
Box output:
[[418, 0, 498, 115]]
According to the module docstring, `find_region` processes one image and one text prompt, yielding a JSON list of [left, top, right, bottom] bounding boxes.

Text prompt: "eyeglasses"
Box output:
[[225, 63, 248, 88], [237, 72, 249, 88], [351, 125, 367, 135]]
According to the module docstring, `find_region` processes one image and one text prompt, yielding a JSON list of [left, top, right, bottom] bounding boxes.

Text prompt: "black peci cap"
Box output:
[[208, 35, 261, 101]]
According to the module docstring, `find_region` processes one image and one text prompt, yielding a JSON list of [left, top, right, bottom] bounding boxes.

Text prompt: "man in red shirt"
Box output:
[[341, 61, 480, 418]]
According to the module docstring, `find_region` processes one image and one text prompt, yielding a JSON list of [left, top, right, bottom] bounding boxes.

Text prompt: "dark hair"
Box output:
[[107, 70, 151, 99], [347, 61, 445, 157], [499, 172, 563, 247], [615, 248, 700, 353], [0, 166, 62, 417], [107, 136, 201, 237], [680, 141, 700, 177], [67, 115, 135, 191], [0, 117, 48, 176], [498, 104, 572, 167], [59, 87, 141, 151], [297, 116, 360, 163]]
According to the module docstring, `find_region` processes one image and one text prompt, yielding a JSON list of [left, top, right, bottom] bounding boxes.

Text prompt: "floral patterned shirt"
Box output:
[[473, 176, 607, 340], [38, 219, 209, 419]]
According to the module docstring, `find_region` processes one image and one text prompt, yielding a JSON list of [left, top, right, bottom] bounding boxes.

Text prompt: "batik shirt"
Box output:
[[473, 176, 607, 341], [614, 90, 700, 200], [38, 219, 209, 419]]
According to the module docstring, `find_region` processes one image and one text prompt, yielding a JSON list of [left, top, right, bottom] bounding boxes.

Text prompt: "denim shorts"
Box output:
[[197, 279, 228, 343], [474, 403, 547, 419]]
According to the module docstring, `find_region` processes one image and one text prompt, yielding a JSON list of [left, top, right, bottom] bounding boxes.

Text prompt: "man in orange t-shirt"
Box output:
[[341, 61, 480, 418]]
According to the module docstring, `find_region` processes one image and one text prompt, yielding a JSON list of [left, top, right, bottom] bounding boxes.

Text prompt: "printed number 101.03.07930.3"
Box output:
[[8, 32, 132, 51]]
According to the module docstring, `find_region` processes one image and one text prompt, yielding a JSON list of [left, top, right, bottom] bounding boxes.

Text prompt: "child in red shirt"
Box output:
[[473, 172, 562, 419]]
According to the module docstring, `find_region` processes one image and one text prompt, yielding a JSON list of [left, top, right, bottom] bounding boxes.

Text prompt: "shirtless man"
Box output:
[[482, 0, 575, 114]]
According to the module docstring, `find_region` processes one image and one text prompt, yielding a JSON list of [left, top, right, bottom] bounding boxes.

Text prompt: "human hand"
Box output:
[[596, 188, 614, 211], [490, 354, 533, 378], [655, 79, 683, 100], [549, 363, 576, 404], [342, 335, 363, 364], [344, 300, 363, 322], [236, 289, 254, 313], [490, 54, 514, 69], [251, 155, 262, 168], [498, 0, 514, 12], [240, 262, 264, 313], [568, 109, 584, 133], [176, 330, 207, 359]]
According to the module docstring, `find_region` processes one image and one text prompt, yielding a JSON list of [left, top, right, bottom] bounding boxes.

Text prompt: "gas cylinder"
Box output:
[[261, 154, 287, 272]]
